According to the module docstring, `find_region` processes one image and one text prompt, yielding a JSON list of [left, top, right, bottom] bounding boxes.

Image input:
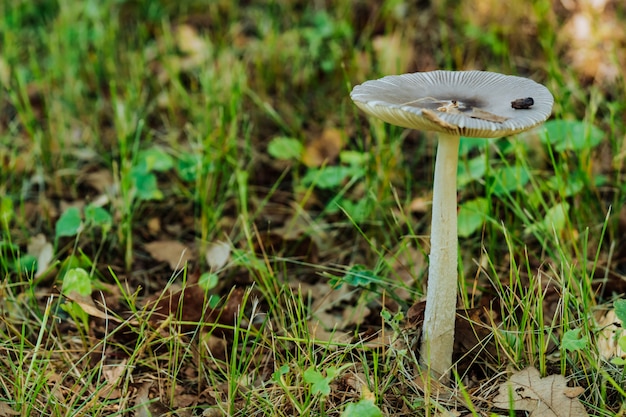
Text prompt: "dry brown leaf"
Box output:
[[466, 108, 509, 123], [563, 386, 586, 399], [82, 169, 114, 193], [145, 240, 194, 270], [595, 309, 625, 361], [422, 109, 458, 130], [492, 367, 588, 417], [97, 359, 127, 399], [65, 293, 137, 325], [147, 217, 161, 235], [409, 196, 430, 213], [135, 381, 171, 417], [435, 101, 509, 123], [433, 411, 461, 417], [0, 402, 19, 417], [302, 128, 344, 167]]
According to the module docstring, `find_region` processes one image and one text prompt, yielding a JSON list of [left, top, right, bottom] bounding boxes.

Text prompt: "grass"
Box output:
[[1, 0, 626, 415]]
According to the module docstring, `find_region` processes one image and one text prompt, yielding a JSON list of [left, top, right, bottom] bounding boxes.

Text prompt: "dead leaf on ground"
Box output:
[[97, 359, 127, 399], [302, 128, 344, 167], [492, 367, 588, 417], [135, 381, 171, 417], [81, 169, 114, 193], [409, 195, 430, 214], [0, 402, 20, 417], [65, 293, 133, 324], [594, 309, 625, 361], [405, 301, 498, 374], [145, 240, 194, 270], [299, 282, 362, 343]]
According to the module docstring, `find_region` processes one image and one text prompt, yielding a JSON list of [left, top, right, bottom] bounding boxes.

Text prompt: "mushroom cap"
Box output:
[[351, 70, 554, 138]]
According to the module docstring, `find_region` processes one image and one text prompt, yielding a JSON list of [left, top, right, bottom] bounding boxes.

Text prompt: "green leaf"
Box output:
[[546, 172, 584, 197], [561, 328, 588, 352], [302, 165, 363, 190], [176, 153, 201, 182], [458, 198, 488, 238], [84, 205, 113, 229], [618, 336, 626, 352], [268, 136, 303, 161], [131, 169, 163, 201], [457, 155, 487, 188], [489, 165, 530, 196], [540, 120, 604, 152], [342, 399, 383, 417], [11, 254, 37, 275], [339, 264, 380, 288], [614, 299, 626, 324], [337, 197, 373, 223], [137, 147, 174, 172], [339, 150, 369, 166], [198, 272, 219, 291], [272, 364, 290, 382], [611, 335, 626, 366], [0, 197, 14, 225], [62, 267, 92, 297], [458, 137, 487, 156], [304, 367, 330, 396], [56, 207, 83, 238], [525, 202, 570, 236]]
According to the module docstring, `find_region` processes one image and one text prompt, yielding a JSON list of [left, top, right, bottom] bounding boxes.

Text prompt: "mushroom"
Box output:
[[350, 70, 553, 383]]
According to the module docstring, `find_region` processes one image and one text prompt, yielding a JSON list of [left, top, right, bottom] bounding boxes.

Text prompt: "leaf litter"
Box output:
[[492, 367, 588, 417], [4, 2, 626, 416]]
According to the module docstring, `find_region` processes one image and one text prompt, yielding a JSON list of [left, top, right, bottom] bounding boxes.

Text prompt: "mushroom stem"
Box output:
[[420, 132, 460, 384]]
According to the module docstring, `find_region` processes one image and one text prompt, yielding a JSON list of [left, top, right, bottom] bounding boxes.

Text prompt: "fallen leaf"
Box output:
[[135, 381, 171, 417], [98, 359, 127, 399], [594, 309, 625, 361], [563, 386, 585, 398], [422, 109, 458, 131], [409, 196, 430, 213], [466, 108, 509, 123], [147, 217, 161, 234], [81, 169, 114, 193], [492, 367, 588, 417], [302, 128, 344, 167], [0, 402, 19, 416], [64, 293, 135, 325], [145, 240, 194, 270]]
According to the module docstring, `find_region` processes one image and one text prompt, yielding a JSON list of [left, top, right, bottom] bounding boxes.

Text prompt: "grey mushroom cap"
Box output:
[[351, 70, 554, 138]]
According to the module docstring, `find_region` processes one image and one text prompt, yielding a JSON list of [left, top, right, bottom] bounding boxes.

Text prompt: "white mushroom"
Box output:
[[350, 70, 554, 383]]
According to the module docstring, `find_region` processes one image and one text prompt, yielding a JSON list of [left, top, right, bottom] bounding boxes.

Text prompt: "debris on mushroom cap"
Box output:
[[511, 97, 535, 109], [350, 70, 554, 138]]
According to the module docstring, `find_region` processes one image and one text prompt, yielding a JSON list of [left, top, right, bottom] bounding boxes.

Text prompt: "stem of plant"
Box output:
[[419, 132, 460, 384]]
